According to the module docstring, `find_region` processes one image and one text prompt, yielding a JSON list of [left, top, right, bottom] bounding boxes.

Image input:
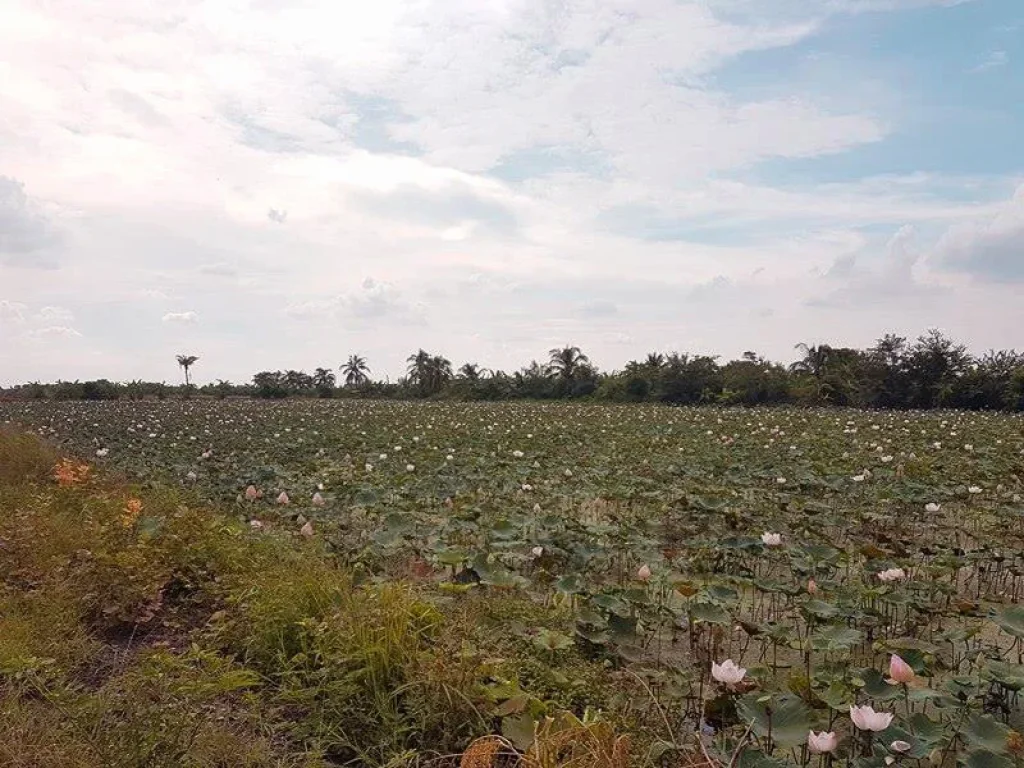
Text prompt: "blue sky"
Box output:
[[1, 0, 1022, 383]]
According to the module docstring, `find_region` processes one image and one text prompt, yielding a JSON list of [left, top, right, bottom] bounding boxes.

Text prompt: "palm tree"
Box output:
[[313, 367, 336, 389], [406, 350, 452, 396], [341, 355, 370, 387], [645, 353, 665, 370], [790, 343, 832, 380], [176, 355, 199, 387], [547, 346, 590, 382], [458, 363, 482, 381]]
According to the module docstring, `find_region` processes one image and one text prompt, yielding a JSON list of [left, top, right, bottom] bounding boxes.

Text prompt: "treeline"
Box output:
[[6, 330, 1024, 411]]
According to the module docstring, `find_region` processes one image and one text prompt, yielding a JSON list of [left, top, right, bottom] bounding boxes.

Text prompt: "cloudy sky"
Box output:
[[2, 0, 1022, 384]]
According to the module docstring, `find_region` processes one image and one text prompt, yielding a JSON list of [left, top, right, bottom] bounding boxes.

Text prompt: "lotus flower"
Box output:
[[276, 491, 290, 505], [312, 492, 325, 506], [637, 564, 652, 581], [512, 450, 524, 458], [890, 740, 911, 753], [711, 659, 746, 685], [531, 546, 544, 557], [249, 519, 263, 530], [761, 532, 782, 547], [807, 579, 818, 595], [245, 485, 259, 501], [807, 731, 838, 754], [889, 654, 915, 684], [300, 520, 313, 538], [877, 567, 907, 583], [925, 502, 941, 513], [365, 463, 374, 472], [405, 463, 415, 472], [850, 705, 893, 732], [968, 486, 982, 495]]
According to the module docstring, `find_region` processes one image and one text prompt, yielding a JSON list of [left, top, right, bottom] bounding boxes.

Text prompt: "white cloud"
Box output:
[[0, 0, 1017, 383], [28, 325, 82, 339], [162, 311, 198, 324], [932, 184, 1024, 281]]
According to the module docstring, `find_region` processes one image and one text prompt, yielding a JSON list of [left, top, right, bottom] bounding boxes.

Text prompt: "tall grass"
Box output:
[[0, 430, 631, 767]]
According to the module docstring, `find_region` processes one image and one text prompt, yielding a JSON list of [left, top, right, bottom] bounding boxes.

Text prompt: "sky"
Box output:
[[1, 0, 1022, 385]]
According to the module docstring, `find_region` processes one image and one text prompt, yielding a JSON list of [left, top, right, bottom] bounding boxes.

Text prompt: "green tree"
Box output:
[[341, 355, 370, 387], [176, 355, 199, 387]]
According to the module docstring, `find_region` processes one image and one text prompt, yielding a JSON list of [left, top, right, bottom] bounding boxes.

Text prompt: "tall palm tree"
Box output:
[[547, 346, 590, 382], [341, 355, 370, 386], [406, 350, 452, 395], [176, 355, 199, 387], [313, 367, 336, 389]]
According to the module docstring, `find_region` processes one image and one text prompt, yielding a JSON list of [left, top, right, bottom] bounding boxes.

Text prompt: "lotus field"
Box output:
[[3, 398, 1024, 767]]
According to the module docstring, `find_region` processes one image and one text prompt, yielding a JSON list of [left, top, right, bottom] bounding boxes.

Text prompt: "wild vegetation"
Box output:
[[6, 331, 1024, 412], [2, 399, 1024, 767]]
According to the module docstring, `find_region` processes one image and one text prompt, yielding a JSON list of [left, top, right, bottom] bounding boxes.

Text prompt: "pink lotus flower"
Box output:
[[808, 731, 838, 754], [637, 564, 652, 581], [276, 491, 290, 505], [300, 520, 313, 538], [807, 579, 818, 595], [311, 492, 325, 506], [761, 532, 782, 547], [850, 704, 893, 732], [889, 654, 915, 684], [244, 485, 258, 501], [711, 659, 746, 685]]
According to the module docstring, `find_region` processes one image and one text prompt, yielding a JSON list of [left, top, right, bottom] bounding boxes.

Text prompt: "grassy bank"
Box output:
[[0, 429, 645, 768]]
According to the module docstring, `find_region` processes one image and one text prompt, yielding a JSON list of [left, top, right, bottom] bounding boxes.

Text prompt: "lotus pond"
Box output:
[[4, 398, 1024, 767]]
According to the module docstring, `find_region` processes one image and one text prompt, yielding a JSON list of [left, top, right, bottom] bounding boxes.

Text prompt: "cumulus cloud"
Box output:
[[287, 278, 424, 325], [932, 186, 1024, 282], [0, 176, 58, 265], [28, 326, 82, 339], [162, 311, 198, 324]]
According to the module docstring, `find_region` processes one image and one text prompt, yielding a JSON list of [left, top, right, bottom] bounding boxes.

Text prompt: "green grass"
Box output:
[[0, 428, 636, 768]]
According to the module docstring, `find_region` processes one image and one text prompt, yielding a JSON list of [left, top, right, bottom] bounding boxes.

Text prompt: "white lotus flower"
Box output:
[[925, 502, 941, 513], [761, 532, 783, 547], [96, 448, 109, 457], [512, 450, 524, 458], [890, 740, 911, 753], [968, 486, 982, 495], [808, 731, 838, 754], [406, 463, 415, 472], [711, 659, 746, 685], [531, 546, 544, 557], [850, 704, 893, 732], [877, 567, 907, 583]]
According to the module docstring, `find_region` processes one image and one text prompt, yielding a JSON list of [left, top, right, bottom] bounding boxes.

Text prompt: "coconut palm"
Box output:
[[407, 350, 452, 396], [176, 355, 199, 387], [313, 367, 336, 389], [341, 355, 370, 387], [547, 346, 590, 382]]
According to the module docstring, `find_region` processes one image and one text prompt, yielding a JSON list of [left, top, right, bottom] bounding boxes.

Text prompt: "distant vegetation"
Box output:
[[6, 330, 1024, 411]]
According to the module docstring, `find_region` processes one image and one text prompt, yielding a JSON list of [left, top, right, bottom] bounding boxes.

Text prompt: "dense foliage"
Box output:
[[6, 330, 1024, 412], [3, 399, 1024, 766]]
